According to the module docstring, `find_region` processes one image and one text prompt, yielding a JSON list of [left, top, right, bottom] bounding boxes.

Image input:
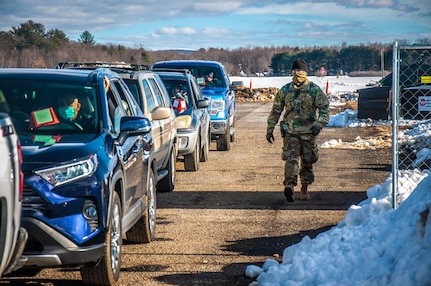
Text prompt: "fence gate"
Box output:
[[392, 43, 431, 208]]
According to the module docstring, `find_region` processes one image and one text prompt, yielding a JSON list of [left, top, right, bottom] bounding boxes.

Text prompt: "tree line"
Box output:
[[1, 20, 430, 76]]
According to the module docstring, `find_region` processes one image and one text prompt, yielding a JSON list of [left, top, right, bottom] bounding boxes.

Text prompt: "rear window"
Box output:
[[154, 63, 227, 88]]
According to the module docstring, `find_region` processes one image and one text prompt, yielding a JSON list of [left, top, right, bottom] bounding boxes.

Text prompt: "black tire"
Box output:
[[157, 148, 176, 192], [184, 136, 200, 171], [80, 192, 122, 286], [126, 169, 156, 243], [200, 131, 210, 162], [216, 128, 230, 151]]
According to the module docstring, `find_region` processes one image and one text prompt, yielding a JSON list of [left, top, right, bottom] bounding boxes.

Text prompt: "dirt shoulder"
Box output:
[[4, 102, 392, 286]]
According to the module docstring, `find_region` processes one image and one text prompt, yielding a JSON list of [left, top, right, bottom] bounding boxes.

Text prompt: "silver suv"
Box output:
[[0, 110, 27, 277], [120, 71, 178, 192]]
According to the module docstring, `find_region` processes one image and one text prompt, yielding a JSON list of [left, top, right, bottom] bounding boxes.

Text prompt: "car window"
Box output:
[[148, 78, 163, 107], [162, 79, 191, 107], [124, 80, 142, 109], [0, 79, 99, 134], [106, 86, 123, 134], [154, 64, 226, 88], [142, 79, 156, 112], [112, 80, 133, 116], [154, 75, 172, 108]]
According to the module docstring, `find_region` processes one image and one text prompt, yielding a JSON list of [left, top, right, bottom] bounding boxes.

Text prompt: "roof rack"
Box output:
[[151, 67, 192, 75], [56, 61, 149, 71]]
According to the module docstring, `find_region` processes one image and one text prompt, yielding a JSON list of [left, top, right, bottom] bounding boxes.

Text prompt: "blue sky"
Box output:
[[0, 0, 430, 51]]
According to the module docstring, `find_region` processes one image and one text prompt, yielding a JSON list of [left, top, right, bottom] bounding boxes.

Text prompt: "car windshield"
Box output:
[[0, 79, 99, 135], [163, 79, 192, 107]]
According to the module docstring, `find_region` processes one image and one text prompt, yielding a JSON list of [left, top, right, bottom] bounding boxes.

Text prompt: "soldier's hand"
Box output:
[[310, 125, 321, 136], [266, 132, 274, 143]]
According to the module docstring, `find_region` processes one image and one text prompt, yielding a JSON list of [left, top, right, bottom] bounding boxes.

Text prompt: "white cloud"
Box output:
[[157, 27, 197, 36], [0, 0, 429, 50]]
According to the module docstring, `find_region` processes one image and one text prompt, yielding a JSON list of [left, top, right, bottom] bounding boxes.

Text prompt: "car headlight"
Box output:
[[35, 154, 98, 186], [176, 115, 192, 129], [211, 100, 225, 115]]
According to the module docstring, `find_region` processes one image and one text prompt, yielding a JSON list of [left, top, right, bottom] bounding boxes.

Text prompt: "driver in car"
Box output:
[[205, 72, 220, 87], [56, 93, 92, 130]]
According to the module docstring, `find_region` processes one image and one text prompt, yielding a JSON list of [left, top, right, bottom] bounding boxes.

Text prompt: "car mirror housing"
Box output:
[[197, 99, 210, 109], [152, 106, 171, 121], [120, 116, 151, 132], [118, 116, 151, 145]]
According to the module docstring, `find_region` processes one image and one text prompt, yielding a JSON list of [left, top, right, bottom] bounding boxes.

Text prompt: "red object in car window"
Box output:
[[172, 98, 187, 114]]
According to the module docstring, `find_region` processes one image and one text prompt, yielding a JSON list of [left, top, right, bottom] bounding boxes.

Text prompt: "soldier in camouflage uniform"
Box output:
[[266, 58, 329, 202]]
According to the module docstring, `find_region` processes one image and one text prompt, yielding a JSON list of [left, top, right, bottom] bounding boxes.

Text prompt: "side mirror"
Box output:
[[118, 116, 151, 145], [152, 106, 171, 120], [196, 99, 209, 109]]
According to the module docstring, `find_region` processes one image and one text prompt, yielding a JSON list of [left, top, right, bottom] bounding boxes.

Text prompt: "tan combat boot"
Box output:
[[284, 185, 295, 202], [300, 184, 310, 200]]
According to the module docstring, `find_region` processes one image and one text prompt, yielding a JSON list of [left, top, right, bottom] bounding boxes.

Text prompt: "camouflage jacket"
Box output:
[[267, 81, 329, 135]]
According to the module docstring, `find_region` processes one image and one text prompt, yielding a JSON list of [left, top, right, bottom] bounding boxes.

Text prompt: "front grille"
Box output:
[[22, 185, 47, 212]]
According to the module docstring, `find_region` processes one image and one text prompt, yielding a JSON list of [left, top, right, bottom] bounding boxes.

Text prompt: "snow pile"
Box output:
[[247, 116, 431, 286], [319, 135, 392, 150]]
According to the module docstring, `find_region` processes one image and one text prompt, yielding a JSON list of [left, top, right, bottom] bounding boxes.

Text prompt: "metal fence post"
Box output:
[[391, 42, 400, 209]]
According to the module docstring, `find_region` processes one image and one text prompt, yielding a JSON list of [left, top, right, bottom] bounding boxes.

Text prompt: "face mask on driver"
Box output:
[[58, 106, 76, 120]]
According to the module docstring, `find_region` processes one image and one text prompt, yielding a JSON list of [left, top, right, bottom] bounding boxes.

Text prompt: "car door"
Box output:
[[153, 75, 176, 152], [109, 80, 145, 214], [145, 77, 165, 170]]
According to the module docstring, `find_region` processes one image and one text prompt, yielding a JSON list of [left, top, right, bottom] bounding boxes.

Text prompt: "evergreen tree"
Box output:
[[79, 31, 95, 45]]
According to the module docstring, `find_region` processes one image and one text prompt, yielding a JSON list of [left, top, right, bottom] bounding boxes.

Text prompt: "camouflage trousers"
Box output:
[[281, 133, 319, 187]]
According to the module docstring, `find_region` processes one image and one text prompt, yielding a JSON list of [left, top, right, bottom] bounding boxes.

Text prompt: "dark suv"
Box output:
[[0, 68, 156, 285]]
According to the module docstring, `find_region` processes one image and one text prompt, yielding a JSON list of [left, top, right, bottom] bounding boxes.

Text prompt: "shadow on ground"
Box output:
[[157, 190, 367, 211]]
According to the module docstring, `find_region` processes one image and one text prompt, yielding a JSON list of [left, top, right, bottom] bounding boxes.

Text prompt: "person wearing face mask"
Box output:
[[57, 93, 89, 130], [266, 58, 329, 202]]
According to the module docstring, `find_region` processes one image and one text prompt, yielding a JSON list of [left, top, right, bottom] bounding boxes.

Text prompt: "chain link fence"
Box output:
[[392, 43, 431, 208]]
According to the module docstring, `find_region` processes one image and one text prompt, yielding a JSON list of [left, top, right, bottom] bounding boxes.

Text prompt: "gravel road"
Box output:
[[3, 102, 392, 286]]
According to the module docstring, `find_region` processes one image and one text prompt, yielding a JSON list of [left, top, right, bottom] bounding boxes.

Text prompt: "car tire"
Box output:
[[126, 169, 156, 243], [157, 148, 176, 192], [80, 191, 122, 285], [200, 131, 210, 162], [216, 128, 230, 151], [184, 136, 200, 171]]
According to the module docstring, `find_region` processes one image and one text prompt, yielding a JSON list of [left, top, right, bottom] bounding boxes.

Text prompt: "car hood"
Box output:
[[201, 87, 229, 99], [19, 133, 106, 170]]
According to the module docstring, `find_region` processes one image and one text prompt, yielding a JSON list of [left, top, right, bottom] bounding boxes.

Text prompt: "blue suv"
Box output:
[[0, 68, 156, 285], [152, 60, 235, 151]]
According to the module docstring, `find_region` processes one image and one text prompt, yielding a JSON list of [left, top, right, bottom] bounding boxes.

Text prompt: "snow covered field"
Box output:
[[235, 75, 431, 286], [229, 75, 381, 95]]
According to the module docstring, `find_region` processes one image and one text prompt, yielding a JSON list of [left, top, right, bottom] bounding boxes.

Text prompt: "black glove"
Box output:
[[266, 132, 274, 143], [310, 125, 321, 136]]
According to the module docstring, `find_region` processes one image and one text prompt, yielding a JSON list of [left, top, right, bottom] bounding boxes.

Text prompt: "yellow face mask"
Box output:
[[292, 70, 308, 87]]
